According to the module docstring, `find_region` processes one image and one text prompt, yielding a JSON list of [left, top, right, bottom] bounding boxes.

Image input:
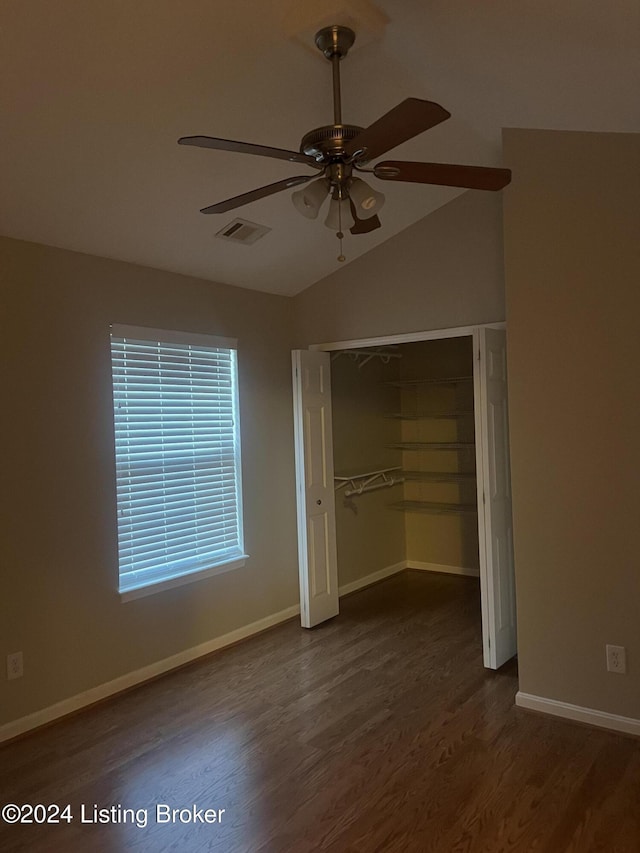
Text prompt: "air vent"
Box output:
[[215, 218, 271, 245]]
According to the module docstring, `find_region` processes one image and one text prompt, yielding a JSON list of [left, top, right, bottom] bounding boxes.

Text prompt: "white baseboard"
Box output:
[[516, 691, 640, 738], [0, 603, 301, 744], [338, 561, 407, 598], [407, 560, 479, 578]]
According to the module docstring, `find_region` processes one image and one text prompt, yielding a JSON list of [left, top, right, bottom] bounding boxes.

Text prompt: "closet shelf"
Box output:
[[390, 500, 477, 515], [387, 442, 475, 451], [402, 470, 476, 483], [386, 376, 473, 387], [385, 409, 473, 420]]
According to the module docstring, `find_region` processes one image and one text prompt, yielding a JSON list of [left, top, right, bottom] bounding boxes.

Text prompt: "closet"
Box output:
[[292, 326, 516, 668], [330, 337, 480, 588]]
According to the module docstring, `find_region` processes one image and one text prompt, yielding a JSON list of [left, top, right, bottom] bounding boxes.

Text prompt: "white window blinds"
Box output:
[[110, 325, 245, 595]]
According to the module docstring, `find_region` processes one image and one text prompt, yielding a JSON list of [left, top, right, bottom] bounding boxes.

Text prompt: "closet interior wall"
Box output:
[[331, 351, 405, 588], [397, 338, 479, 574], [330, 337, 479, 590]]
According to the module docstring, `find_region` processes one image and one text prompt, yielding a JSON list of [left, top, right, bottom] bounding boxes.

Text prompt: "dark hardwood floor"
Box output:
[[1, 571, 639, 852]]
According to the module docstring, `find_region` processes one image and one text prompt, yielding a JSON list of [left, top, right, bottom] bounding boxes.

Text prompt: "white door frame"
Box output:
[[304, 321, 514, 668], [307, 323, 505, 353]]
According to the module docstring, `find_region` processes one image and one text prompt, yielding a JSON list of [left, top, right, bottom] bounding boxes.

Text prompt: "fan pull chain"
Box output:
[[337, 201, 346, 262]]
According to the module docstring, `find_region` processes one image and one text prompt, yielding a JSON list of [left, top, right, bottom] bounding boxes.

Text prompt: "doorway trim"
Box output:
[[308, 322, 505, 352]]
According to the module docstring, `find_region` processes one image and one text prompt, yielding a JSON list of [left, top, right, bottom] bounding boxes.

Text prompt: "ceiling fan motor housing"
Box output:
[[300, 124, 364, 161]]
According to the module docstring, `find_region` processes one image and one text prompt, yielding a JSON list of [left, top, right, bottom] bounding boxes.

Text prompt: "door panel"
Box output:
[[292, 350, 339, 628], [309, 513, 330, 596], [474, 328, 517, 668]]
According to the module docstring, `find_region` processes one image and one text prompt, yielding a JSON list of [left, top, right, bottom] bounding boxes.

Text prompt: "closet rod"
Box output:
[[331, 348, 402, 368], [335, 467, 403, 496], [345, 478, 404, 497]]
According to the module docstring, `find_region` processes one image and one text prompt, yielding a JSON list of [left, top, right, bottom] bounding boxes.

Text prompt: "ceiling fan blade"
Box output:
[[179, 136, 322, 169], [200, 175, 314, 214], [349, 200, 381, 234], [344, 99, 451, 163], [374, 160, 512, 191]]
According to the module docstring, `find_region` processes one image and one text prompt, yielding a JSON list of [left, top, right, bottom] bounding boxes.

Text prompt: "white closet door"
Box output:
[[474, 327, 517, 669], [292, 350, 339, 628]]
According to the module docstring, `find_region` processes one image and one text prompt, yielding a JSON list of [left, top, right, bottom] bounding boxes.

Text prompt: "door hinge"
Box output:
[[477, 348, 481, 362], [483, 491, 486, 505]]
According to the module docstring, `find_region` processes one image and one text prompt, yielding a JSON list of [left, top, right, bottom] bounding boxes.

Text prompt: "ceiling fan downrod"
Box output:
[[299, 26, 363, 164], [314, 25, 355, 126], [312, 26, 364, 259]]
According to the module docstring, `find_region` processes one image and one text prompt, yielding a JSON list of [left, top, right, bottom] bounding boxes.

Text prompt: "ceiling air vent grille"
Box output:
[[215, 218, 271, 245]]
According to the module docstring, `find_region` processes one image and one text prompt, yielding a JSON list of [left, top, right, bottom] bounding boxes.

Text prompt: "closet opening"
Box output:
[[331, 336, 480, 595], [292, 324, 516, 669]]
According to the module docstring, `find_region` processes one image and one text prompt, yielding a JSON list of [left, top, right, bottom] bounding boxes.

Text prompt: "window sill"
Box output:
[[120, 555, 249, 602]]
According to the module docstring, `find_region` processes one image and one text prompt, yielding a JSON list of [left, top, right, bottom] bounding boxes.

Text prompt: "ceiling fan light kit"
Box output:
[[324, 196, 354, 232], [349, 177, 385, 219], [179, 24, 511, 260], [291, 178, 329, 219]]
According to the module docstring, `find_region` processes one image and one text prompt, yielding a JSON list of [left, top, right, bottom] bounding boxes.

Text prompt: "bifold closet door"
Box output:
[[292, 350, 339, 628], [474, 327, 517, 669]]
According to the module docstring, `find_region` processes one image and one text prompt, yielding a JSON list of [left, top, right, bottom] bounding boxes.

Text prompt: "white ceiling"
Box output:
[[1, 0, 638, 295]]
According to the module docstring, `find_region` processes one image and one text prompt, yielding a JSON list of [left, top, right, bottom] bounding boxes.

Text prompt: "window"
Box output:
[[110, 324, 246, 598]]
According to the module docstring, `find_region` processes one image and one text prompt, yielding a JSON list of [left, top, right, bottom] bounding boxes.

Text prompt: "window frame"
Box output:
[[109, 323, 248, 601]]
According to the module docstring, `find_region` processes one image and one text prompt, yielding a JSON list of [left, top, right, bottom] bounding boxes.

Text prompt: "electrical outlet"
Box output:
[[7, 651, 23, 680], [606, 644, 626, 674]]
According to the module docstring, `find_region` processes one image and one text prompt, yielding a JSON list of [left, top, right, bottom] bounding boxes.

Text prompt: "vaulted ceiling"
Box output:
[[1, 1, 638, 295]]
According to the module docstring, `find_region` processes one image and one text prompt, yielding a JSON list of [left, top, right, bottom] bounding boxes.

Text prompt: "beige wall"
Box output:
[[503, 129, 640, 718], [0, 237, 298, 727], [293, 190, 505, 346]]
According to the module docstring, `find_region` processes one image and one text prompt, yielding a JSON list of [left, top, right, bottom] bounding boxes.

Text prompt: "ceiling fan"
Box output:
[[179, 25, 511, 259]]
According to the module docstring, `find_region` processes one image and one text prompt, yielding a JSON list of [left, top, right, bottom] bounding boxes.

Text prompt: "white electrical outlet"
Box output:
[[7, 651, 24, 680], [606, 644, 626, 674]]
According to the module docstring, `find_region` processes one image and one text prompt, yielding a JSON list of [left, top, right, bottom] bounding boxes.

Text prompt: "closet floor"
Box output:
[[1, 571, 639, 852]]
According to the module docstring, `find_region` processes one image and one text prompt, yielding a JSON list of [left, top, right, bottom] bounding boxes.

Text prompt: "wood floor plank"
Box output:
[[1, 572, 638, 852]]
